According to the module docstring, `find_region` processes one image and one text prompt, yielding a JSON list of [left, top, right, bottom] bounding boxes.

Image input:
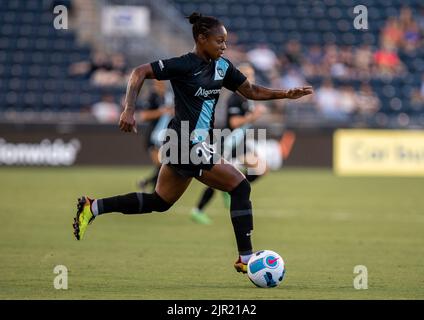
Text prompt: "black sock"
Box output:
[[197, 187, 215, 211], [96, 192, 171, 215], [246, 173, 260, 183], [229, 179, 253, 255]]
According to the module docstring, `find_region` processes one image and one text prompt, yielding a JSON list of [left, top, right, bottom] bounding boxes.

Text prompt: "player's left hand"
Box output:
[[285, 86, 313, 99]]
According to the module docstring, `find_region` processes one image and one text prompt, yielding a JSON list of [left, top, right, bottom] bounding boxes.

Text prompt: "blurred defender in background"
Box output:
[[137, 80, 173, 192]]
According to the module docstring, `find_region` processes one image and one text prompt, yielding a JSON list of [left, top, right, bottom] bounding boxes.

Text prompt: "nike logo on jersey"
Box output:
[[193, 70, 202, 76], [158, 60, 164, 71]]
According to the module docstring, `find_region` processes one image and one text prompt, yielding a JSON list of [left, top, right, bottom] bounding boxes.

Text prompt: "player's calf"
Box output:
[[72, 192, 173, 240], [92, 191, 172, 215], [229, 179, 254, 269]]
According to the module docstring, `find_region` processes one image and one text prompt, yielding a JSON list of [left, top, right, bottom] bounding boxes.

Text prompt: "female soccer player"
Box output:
[[191, 63, 268, 225], [73, 12, 313, 273]]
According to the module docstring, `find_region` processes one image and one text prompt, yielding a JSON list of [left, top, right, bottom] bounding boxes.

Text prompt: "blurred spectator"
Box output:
[[315, 79, 347, 121], [110, 53, 128, 77], [280, 68, 306, 90], [91, 94, 120, 123], [247, 44, 280, 82], [356, 83, 381, 115], [324, 45, 354, 79], [402, 21, 421, 53], [380, 16, 403, 50], [280, 40, 303, 70], [91, 53, 128, 87], [374, 45, 405, 77], [322, 44, 338, 74], [69, 52, 128, 87], [398, 6, 414, 32], [354, 44, 374, 78], [339, 46, 355, 72], [330, 62, 349, 78], [338, 85, 357, 115], [69, 51, 111, 79]]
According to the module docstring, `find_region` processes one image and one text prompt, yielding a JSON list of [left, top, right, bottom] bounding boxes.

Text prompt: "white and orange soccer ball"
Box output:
[[247, 250, 286, 288]]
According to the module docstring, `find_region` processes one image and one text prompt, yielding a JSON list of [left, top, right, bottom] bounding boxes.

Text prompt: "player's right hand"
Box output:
[[119, 109, 137, 133], [285, 86, 314, 99]]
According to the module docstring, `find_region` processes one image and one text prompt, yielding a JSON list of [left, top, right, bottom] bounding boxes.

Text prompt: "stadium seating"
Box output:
[[169, 0, 424, 127], [0, 0, 112, 112], [0, 0, 423, 128]]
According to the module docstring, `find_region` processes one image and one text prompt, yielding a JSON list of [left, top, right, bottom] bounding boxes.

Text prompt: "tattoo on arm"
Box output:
[[124, 74, 143, 111], [124, 64, 155, 111]]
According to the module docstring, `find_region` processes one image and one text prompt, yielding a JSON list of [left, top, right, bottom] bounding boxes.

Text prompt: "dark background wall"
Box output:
[[0, 123, 333, 167]]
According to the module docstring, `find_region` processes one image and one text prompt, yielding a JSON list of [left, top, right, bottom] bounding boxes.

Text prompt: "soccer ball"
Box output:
[[247, 250, 286, 288]]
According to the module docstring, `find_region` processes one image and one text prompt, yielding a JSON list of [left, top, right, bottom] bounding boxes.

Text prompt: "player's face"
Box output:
[[205, 25, 227, 60]]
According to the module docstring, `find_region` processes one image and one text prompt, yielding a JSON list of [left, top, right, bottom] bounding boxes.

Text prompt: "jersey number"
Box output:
[[195, 142, 216, 163]]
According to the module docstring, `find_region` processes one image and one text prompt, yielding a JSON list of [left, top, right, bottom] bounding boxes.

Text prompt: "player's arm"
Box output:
[[236, 79, 313, 101], [120, 64, 156, 133]]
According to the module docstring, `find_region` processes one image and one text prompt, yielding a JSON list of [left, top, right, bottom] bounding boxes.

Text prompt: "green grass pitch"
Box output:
[[0, 166, 423, 299]]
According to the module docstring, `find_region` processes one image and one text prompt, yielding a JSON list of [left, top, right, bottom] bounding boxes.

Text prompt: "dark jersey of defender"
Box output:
[[141, 91, 164, 148], [226, 93, 255, 130], [151, 53, 246, 144], [144, 92, 165, 128]]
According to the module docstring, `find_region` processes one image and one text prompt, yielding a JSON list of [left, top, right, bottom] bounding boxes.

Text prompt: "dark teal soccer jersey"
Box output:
[[151, 53, 246, 144]]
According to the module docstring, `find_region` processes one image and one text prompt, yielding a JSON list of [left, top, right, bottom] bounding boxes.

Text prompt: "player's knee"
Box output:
[[136, 192, 172, 213], [153, 192, 172, 212], [229, 179, 251, 200]]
